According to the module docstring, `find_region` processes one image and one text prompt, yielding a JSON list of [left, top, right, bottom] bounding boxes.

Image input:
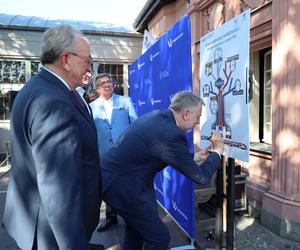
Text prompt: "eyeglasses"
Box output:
[[98, 79, 113, 87], [67, 52, 93, 65]]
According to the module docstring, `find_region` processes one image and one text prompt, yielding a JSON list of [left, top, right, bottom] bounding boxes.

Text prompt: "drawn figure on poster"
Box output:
[[202, 47, 246, 150]]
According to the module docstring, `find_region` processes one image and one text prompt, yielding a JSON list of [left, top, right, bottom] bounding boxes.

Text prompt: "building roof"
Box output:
[[0, 13, 137, 34], [133, 0, 174, 32]]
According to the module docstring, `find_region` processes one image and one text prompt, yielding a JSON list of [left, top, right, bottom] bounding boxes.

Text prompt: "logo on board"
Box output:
[[150, 98, 162, 105], [129, 69, 135, 75], [168, 32, 184, 48], [138, 62, 145, 70], [169, 94, 174, 102], [138, 100, 146, 106], [150, 51, 159, 61], [159, 70, 169, 79]]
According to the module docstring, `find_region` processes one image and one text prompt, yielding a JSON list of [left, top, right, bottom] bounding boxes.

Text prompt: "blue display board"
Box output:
[[129, 16, 195, 239]]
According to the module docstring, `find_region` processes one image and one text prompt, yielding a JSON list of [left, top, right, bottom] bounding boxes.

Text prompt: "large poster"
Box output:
[[129, 16, 195, 239], [199, 10, 251, 162]]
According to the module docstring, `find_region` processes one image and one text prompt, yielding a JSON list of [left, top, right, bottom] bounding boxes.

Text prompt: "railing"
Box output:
[[0, 153, 11, 179]]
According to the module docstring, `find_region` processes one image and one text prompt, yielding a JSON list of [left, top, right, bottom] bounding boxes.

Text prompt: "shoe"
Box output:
[[96, 218, 118, 232], [89, 243, 105, 250]]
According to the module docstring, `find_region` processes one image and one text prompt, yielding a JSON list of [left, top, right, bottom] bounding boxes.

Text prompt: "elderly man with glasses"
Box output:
[[3, 24, 104, 250]]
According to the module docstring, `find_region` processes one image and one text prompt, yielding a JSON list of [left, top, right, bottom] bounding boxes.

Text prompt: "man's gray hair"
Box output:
[[40, 24, 83, 65], [169, 91, 205, 112], [95, 73, 112, 81], [95, 73, 112, 87]]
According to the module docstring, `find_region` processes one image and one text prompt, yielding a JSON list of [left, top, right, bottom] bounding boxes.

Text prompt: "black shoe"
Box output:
[[89, 243, 105, 250], [96, 218, 118, 232]]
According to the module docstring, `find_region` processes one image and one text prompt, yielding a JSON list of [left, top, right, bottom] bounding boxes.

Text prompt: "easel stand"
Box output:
[[226, 157, 235, 250], [215, 159, 224, 250], [215, 156, 235, 250]]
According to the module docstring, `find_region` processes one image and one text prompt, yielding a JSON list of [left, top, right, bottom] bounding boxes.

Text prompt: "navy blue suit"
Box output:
[[3, 69, 101, 250], [102, 109, 221, 250]]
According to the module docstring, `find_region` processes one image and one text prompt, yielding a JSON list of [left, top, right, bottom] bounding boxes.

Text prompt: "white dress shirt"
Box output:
[[43, 67, 70, 90], [99, 96, 113, 124], [76, 87, 91, 115]]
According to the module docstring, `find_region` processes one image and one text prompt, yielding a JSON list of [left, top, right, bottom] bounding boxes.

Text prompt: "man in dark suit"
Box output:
[[101, 91, 224, 250], [90, 73, 137, 232], [3, 25, 103, 250]]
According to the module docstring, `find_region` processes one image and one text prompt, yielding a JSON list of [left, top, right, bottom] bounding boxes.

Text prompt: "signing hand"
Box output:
[[210, 133, 224, 155]]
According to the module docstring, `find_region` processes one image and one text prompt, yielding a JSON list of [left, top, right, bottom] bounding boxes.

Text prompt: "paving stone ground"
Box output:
[[1, 165, 300, 250]]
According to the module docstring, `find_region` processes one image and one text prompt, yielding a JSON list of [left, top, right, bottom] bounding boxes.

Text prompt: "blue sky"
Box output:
[[0, 0, 147, 28]]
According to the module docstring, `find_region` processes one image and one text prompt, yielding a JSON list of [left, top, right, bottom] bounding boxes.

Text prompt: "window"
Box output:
[[0, 91, 18, 120], [250, 48, 272, 152], [0, 60, 27, 120], [0, 61, 26, 84], [97, 64, 124, 95], [263, 51, 272, 144], [31, 61, 42, 77]]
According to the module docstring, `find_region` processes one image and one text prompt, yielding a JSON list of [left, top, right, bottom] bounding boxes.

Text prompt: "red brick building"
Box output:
[[134, 0, 300, 242]]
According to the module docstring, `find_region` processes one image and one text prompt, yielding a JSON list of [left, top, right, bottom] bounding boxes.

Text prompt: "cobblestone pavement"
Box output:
[[234, 215, 300, 250], [1, 165, 300, 250]]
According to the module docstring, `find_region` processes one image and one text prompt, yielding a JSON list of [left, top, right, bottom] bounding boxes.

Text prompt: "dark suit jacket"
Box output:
[[102, 109, 220, 218], [3, 69, 101, 250]]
